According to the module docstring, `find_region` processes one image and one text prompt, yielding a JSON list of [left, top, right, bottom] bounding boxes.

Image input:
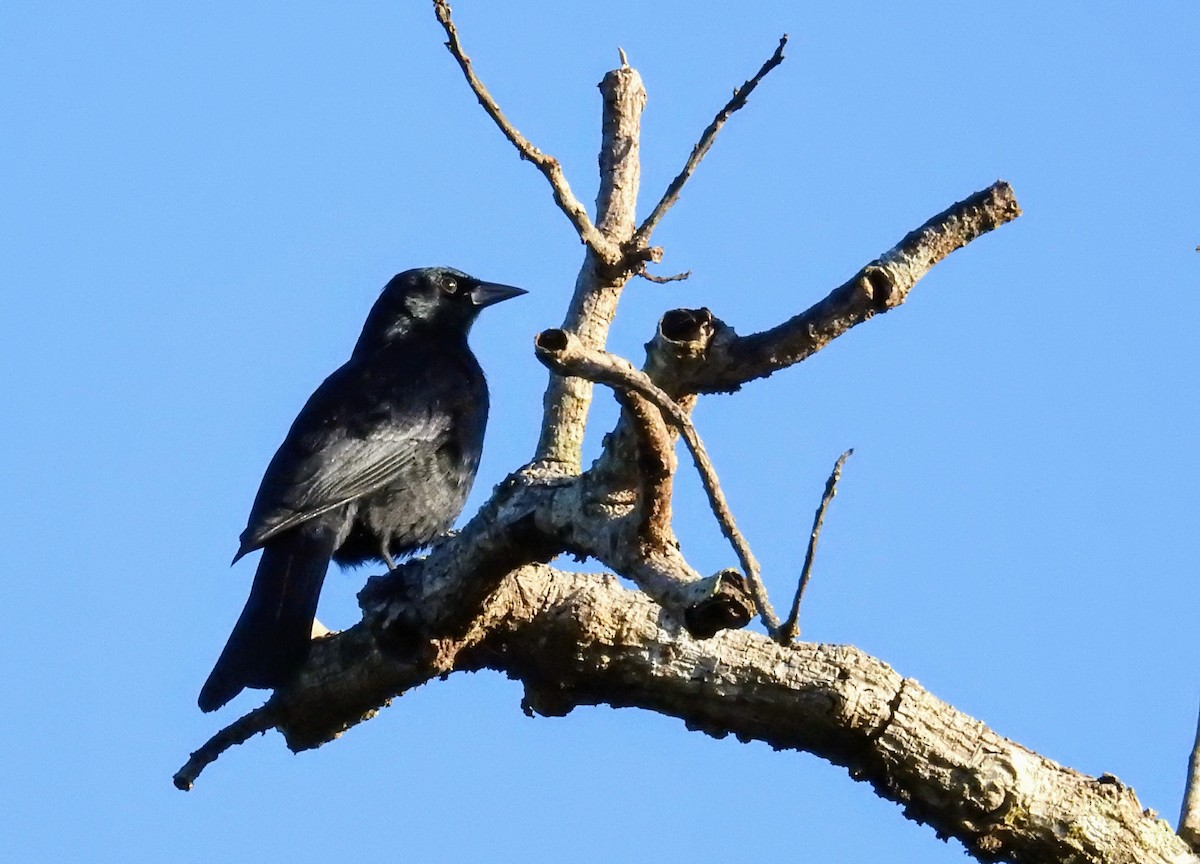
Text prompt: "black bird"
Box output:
[[198, 267, 525, 712]]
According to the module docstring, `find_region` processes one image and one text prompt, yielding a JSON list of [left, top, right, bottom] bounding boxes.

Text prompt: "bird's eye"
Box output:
[[442, 278, 458, 295]]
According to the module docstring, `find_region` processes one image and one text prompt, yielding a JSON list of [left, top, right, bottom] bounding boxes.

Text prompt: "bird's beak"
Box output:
[[469, 281, 527, 308]]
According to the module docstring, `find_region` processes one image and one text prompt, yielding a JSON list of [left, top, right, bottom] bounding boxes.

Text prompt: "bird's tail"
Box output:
[[198, 526, 336, 712]]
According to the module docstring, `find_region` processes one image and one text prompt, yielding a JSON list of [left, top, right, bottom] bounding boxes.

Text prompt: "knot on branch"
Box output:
[[623, 243, 664, 266], [521, 680, 578, 718], [860, 266, 902, 311], [535, 327, 570, 355], [660, 307, 715, 346], [645, 307, 732, 397], [682, 569, 754, 638]]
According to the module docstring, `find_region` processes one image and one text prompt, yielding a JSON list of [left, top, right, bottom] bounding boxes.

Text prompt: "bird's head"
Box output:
[[355, 267, 526, 351]]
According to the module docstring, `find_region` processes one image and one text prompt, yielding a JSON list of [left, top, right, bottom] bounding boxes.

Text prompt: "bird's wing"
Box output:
[[235, 362, 450, 557]]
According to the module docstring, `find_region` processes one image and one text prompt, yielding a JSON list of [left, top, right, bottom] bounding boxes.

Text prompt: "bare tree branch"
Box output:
[[171, 20, 1185, 864], [178, 434, 764, 787], [780, 448, 852, 643], [634, 35, 788, 245], [586, 543, 753, 641], [609, 388, 676, 547], [184, 562, 1200, 863], [638, 268, 692, 284], [173, 704, 278, 791], [483, 568, 1197, 864], [663, 181, 1022, 396], [532, 64, 647, 471], [1181, 699, 1200, 853], [432, 0, 620, 264], [534, 328, 780, 632]]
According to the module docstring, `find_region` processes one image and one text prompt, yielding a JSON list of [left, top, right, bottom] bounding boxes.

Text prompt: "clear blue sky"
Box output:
[[4, 2, 1198, 861]]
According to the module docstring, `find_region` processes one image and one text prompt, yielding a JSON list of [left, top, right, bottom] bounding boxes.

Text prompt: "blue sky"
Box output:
[[4, 2, 1198, 861]]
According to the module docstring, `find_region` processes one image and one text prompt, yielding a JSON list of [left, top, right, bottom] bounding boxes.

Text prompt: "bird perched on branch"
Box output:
[[198, 267, 526, 712]]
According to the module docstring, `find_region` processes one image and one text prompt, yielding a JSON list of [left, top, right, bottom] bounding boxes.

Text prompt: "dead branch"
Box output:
[[610, 388, 676, 547], [185, 561, 1199, 864], [485, 567, 1196, 864], [660, 181, 1022, 396], [634, 35, 788, 245], [780, 448, 852, 642], [586, 546, 753, 641], [432, 0, 619, 264], [638, 268, 692, 284], [534, 328, 780, 632], [173, 704, 278, 791], [175, 453, 762, 788], [532, 64, 647, 471]]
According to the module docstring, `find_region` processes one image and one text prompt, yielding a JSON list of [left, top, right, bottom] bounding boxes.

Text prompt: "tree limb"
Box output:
[[182, 562, 1200, 863], [634, 35, 788, 245], [638, 268, 692, 284], [481, 567, 1196, 864], [175, 457, 760, 787], [432, 0, 620, 264], [661, 181, 1022, 396], [531, 64, 647, 471], [173, 704, 278, 791], [534, 328, 780, 632], [609, 387, 676, 547]]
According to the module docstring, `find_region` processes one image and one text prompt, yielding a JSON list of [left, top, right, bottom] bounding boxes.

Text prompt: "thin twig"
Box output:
[[639, 268, 693, 284], [534, 329, 780, 632], [634, 35, 787, 245], [779, 449, 852, 643], [432, 0, 620, 264], [174, 703, 278, 790], [1180, 697, 1200, 853]]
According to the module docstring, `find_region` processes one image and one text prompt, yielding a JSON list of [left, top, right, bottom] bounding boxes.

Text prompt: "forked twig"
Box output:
[[432, 0, 620, 263], [635, 35, 788, 244], [779, 449, 852, 643], [535, 329, 780, 631]]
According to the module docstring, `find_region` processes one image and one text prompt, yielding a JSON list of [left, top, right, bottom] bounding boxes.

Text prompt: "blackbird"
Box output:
[[198, 267, 525, 712]]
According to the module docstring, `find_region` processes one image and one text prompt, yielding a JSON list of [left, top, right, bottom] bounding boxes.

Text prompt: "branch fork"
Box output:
[[534, 327, 778, 631]]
